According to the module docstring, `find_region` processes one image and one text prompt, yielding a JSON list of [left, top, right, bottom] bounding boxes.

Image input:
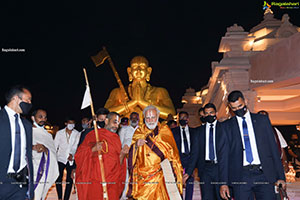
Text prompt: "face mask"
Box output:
[[233, 105, 247, 117], [97, 121, 105, 128], [179, 119, 187, 126], [200, 116, 206, 123], [19, 101, 32, 115], [205, 115, 216, 124], [67, 123, 75, 130], [82, 124, 88, 129]]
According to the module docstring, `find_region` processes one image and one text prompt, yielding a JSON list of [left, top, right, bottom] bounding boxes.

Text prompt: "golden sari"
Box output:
[[127, 123, 183, 200]]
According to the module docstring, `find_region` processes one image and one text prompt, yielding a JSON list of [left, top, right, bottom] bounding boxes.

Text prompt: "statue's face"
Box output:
[[130, 61, 148, 81], [127, 56, 152, 82]]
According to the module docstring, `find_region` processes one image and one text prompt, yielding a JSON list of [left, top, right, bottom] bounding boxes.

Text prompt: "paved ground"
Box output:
[[45, 175, 300, 200]]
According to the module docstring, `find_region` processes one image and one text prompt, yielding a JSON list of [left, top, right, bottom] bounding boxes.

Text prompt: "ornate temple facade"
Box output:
[[179, 10, 300, 127]]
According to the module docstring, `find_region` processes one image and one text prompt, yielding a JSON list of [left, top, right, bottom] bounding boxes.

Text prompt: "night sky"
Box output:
[[1, 0, 300, 128]]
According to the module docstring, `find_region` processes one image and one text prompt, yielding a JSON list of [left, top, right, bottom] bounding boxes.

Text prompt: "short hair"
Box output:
[[198, 107, 204, 113], [121, 117, 129, 123], [31, 109, 46, 117], [130, 112, 139, 118], [143, 105, 160, 116], [178, 111, 189, 117], [203, 103, 217, 112], [257, 110, 268, 116], [227, 90, 245, 102], [106, 112, 120, 120], [65, 116, 75, 123], [167, 120, 176, 127], [5, 85, 30, 103], [81, 116, 91, 120], [96, 108, 109, 116]]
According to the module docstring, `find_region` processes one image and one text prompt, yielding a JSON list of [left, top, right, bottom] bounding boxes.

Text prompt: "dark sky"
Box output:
[[1, 0, 299, 128]]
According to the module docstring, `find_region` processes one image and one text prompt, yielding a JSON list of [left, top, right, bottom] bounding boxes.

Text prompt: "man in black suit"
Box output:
[[0, 85, 34, 200], [218, 90, 286, 200], [171, 111, 197, 200], [193, 103, 222, 200]]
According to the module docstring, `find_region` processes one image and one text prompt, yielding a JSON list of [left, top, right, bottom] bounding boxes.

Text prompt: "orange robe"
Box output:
[[75, 128, 126, 200], [127, 123, 183, 200]]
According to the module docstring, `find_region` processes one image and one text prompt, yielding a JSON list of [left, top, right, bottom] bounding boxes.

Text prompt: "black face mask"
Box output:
[[97, 121, 105, 128], [233, 105, 247, 117], [200, 116, 206, 123], [19, 101, 32, 115], [179, 119, 187, 126], [293, 139, 298, 143], [205, 115, 216, 124]]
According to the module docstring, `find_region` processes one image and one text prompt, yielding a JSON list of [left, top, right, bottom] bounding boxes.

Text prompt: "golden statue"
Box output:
[[104, 56, 176, 119]]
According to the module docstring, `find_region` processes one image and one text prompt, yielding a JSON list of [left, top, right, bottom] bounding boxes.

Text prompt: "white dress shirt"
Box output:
[[5, 106, 27, 173], [236, 111, 261, 166], [205, 120, 218, 161], [179, 125, 191, 154], [274, 127, 288, 148], [118, 125, 138, 148], [54, 128, 80, 165]]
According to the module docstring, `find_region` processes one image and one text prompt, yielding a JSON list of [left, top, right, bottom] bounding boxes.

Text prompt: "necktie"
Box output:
[[13, 114, 21, 172], [242, 117, 253, 164], [209, 123, 215, 160], [182, 127, 189, 154]]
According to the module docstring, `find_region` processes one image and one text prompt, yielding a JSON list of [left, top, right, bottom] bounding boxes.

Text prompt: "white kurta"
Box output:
[[118, 125, 138, 200], [32, 127, 59, 200]]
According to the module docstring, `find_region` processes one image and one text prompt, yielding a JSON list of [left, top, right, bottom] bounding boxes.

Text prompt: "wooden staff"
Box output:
[[83, 68, 109, 200]]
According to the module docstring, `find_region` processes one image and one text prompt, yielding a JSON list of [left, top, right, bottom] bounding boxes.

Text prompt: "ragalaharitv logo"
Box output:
[[263, 1, 299, 9]]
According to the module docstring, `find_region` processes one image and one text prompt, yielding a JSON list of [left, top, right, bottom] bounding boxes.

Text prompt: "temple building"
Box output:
[[179, 9, 300, 127]]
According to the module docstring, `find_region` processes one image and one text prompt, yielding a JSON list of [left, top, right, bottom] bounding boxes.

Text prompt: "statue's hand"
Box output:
[[132, 83, 144, 102]]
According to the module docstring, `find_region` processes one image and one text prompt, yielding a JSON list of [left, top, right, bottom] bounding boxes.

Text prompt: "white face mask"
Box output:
[[67, 123, 75, 130]]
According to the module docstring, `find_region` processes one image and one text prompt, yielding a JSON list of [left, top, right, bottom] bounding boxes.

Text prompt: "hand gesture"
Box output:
[[33, 143, 47, 153], [92, 141, 103, 152], [220, 185, 231, 200], [137, 139, 147, 147]]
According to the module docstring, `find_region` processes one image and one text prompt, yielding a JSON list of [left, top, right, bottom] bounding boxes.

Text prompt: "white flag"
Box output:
[[81, 85, 91, 109]]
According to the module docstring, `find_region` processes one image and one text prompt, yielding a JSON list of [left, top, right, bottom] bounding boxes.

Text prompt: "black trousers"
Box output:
[[181, 154, 194, 200], [0, 181, 27, 200], [55, 161, 74, 200], [232, 167, 275, 200], [200, 163, 221, 200]]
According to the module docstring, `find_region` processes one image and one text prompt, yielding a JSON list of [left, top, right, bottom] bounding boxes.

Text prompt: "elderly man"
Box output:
[[31, 109, 59, 200], [127, 105, 182, 200], [75, 112, 127, 200]]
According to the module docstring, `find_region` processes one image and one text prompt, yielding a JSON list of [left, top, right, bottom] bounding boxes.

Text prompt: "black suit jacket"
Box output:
[[171, 125, 198, 176], [195, 121, 222, 176], [217, 113, 285, 186], [0, 109, 34, 199]]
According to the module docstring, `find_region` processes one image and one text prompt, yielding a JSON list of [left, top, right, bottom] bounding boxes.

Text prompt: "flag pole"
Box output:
[[83, 68, 109, 200], [102, 47, 130, 113]]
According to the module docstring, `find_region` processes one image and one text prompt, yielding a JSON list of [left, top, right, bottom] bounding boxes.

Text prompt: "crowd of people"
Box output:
[[0, 85, 298, 200]]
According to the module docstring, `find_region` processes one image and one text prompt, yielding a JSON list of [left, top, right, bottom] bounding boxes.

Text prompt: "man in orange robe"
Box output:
[[127, 105, 183, 200], [75, 112, 127, 200]]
